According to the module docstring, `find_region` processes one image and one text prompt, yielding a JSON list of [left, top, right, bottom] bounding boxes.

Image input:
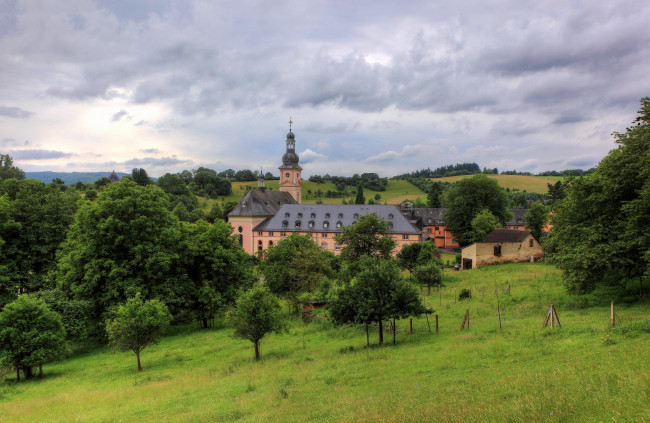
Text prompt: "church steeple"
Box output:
[[278, 117, 302, 203], [257, 168, 266, 192]]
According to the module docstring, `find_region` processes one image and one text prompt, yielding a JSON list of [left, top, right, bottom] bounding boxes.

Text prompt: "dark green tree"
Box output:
[[354, 184, 365, 204], [524, 201, 548, 239], [443, 174, 512, 247], [190, 167, 232, 198], [0, 154, 25, 181], [131, 168, 152, 186], [56, 180, 181, 321], [547, 97, 650, 294], [470, 208, 501, 243], [335, 213, 396, 264], [413, 262, 444, 295], [396, 239, 439, 277], [105, 293, 171, 372], [177, 220, 254, 327], [0, 295, 67, 380], [427, 182, 442, 208], [261, 233, 331, 310], [172, 202, 190, 221], [228, 286, 287, 360], [0, 179, 79, 301], [205, 203, 224, 223], [546, 180, 566, 205]]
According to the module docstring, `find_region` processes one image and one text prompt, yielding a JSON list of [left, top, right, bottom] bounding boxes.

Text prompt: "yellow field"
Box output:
[[432, 174, 558, 193]]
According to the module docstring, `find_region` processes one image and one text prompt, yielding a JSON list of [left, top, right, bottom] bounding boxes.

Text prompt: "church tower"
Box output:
[[278, 118, 302, 203]]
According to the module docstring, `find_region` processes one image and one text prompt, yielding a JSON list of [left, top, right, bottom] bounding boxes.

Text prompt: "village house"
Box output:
[[460, 228, 544, 269], [228, 121, 420, 255]]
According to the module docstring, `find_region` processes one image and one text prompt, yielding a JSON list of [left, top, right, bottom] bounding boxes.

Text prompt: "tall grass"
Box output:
[[1, 262, 648, 422]]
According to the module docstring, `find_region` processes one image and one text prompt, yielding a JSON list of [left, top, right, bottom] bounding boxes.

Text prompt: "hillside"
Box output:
[[430, 174, 558, 194], [25, 171, 130, 185], [1, 262, 647, 422]]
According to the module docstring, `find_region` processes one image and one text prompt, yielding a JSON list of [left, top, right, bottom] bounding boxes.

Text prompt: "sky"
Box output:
[[1, 0, 649, 178]]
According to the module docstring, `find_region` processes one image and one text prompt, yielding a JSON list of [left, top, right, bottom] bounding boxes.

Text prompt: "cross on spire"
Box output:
[[289, 117, 293, 131]]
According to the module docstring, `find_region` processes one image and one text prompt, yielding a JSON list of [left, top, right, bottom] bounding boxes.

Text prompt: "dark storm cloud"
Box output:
[[0, 106, 33, 119], [9, 149, 75, 160]]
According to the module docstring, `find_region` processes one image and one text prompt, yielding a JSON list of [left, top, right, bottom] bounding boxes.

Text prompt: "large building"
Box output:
[[228, 122, 420, 255]]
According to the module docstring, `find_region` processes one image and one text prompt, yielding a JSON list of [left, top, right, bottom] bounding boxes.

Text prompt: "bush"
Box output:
[[459, 288, 471, 300], [455, 253, 462, 264]]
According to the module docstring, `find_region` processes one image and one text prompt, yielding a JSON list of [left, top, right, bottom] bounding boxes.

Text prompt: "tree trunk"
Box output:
[[23, 366, 34, 379], [365, 323, 369, 347], [39, 364, 42, 377], [254, 341, 260, 360], [202, 317, 208, 328], [378, 319, 383, 344], [136, 351, 143, 372], [393, 318, 396, 345]]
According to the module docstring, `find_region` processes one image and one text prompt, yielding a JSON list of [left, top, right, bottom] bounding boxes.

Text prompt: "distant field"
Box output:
[[1, 262, 648, 422], [205, 179, 426, 209], [432, 174, 559, 193]]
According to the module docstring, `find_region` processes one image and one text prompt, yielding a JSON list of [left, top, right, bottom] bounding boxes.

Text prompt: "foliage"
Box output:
[[427, 181, 442, 207], [0, 178, 80, 301], [0, 295, 67, 380], [458, 288, 471, 300], [413, 262, 444, 293], [131, 168, 152, 186], [547, 97, 650, 293], [524, 201, 548, 239], [56, 180, 181, 321], [177, 220, 254, 326], [172, 202, 190, 221], [228, 285, 287, 360], [470, 208, 501, 243], [335, 213, 396, 272], [0, 154, 25, 181], [330, 257, 427, 344], [354, 183, 365, 204], [393, 162, 481, 179], [105, 293, 171, 372], [261, 234, 331, 309], [189, 167, 231, 198], [157, 173, 199, 213], [396, 239, 439, 276], [443, 174, 512, 247], [34, 289, 93, 339], [546, 180, 566, 204]]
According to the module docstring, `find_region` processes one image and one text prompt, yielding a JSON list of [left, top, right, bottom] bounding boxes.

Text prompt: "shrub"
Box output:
[[459, 288, 471, 300]]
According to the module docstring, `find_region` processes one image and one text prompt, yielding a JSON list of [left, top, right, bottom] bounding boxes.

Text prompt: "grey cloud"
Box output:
[[121, 156, 192, 167], [552, 114, 588, 125], [9, 149, 75, 160], [140, 148, 160, 154], [0, 106, 34, 119], [303, 121, 360, 134], [111, 109, 129, 122]]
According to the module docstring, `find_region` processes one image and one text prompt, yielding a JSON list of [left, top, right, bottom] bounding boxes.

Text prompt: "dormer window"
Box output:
[[389, 214, 394, 219], [311, 213, 316, 219], [388, 222, 393, 229], [323, 221, 329, 228], [325, 213, 330, 219], [297, 213, 303, 218], [308, 220, 315, 228], [338, 213, 343, 219], [295, 221, 301, 228], [336, 221, 342, 228], [282, 220, 288, 228], [285, 212, 290, 218], [353, 213, 359, 219]]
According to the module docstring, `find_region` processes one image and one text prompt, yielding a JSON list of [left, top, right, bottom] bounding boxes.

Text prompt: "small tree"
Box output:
[[470, 208, 500, 243], [524, 201, 548, 239], [228, 286, 287, 360], [0, 295, 67, 380], [355, 183, 365, 204], [105, 293, 171, 372], [413, 263, 444, 295]]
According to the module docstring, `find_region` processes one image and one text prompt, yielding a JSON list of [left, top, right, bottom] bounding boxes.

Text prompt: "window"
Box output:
[[285, 212, 290, 218], [258, 246, 262, 251], [311, 213, 316, 218], [257, 232, 263, 236], [308, 220, 314, 228], [336, 221, 342, 228], [338, 213, 343, 219], [353, 213, 359, 219], [321, 243, 327, 250], [323, 221, 329, 228], [295, 220, 301, 228], [435, 226, 439, 231], [403, 235, 409, 240], [322, 233, 327, 238], [427, 228, 432, 233], [389, 214, 394, 219], [269, 240, 274, 246], [285, 172, 290, 178], [325, 213, 330, 218], [297, 213, 303, 218], [494, 245, 502, 256], [281, 232, 286, 237], [282, 220, 288, 228], [238, 234, 243, 247], [258, 240, 262, 245], [335, 244, 340, 250], [529, 238, 534, 247], [238, 226, 243, 233], [388, 222, 393, 229], [269, 232, 273, 236]]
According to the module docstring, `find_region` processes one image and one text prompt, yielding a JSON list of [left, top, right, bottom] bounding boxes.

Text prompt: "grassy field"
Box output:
[[202, 179, 427, 211], [431, 174, 559, 194], [1, 262, 648, 422]]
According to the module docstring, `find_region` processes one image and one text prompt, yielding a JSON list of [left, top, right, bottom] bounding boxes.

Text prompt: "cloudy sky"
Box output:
[[1, 0, 649, 177]]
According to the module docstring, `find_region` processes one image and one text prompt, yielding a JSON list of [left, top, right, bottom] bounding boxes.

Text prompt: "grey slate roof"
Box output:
[[228, 189, 297, 217], [409, 208, 529, 227], [253, 204, 419, 234], [481, 229, 533, 243]]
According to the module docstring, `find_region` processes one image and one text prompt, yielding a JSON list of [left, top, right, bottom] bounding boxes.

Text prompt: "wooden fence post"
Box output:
[[542, 304, 561, 329], [610, 301, 615, 327], [460, 309, 470, 330], [496, 291, 502, 330], [410, 318, 413, 335], [435, 314, 439, 333]]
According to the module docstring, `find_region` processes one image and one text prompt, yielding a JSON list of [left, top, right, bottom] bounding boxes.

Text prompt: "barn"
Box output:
[[461, 229, 544, 269]]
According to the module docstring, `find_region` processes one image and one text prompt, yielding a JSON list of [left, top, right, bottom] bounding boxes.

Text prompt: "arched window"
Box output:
[[325, 213, 331, 218], [321, 243, 327, 250], [311, 213, 316, 219], [308, 220, 315, 228], [336, 221, 342, 228], [269, 240, 274, 247], [323, 221, 329, 228], [353, 213, 359, 219], [238, 226, 243, 233], [285, 212, 290, 218], [297, 213, 303, 218], [338, 213, 343, 219], [389, 214, 394, 219], [282, 220, 288, 228], [295, 220, 301, 228]]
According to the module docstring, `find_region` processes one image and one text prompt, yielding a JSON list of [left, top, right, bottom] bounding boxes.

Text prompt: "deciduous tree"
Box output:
[[105, 293, 171, 372], [470, 209, 501, 243], [524, 201, 548, 239]]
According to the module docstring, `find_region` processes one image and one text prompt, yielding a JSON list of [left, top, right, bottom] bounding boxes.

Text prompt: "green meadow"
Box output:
[[1, 262, 648, 422], [431, 174, 559, 194]]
